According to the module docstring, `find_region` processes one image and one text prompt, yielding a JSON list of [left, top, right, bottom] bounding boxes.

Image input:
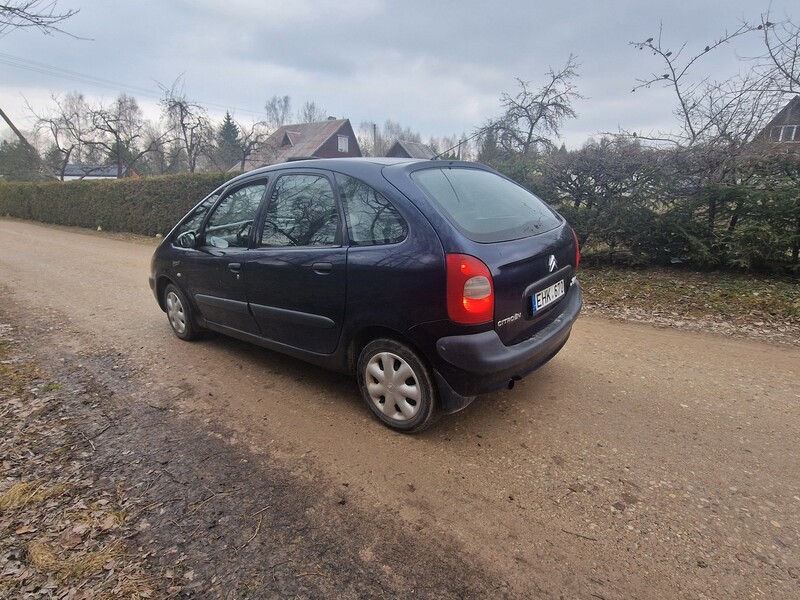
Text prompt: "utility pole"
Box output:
[[0, 106, 36, 151], [0, 105, 48, 177]]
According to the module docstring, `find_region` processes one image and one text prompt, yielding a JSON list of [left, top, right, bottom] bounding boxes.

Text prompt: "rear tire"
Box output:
[[164, 283, 199, 341], [357, 339, 439, 433]]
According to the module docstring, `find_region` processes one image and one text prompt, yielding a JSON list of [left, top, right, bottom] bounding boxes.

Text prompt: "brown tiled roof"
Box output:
[[242, 119, 356, 170]]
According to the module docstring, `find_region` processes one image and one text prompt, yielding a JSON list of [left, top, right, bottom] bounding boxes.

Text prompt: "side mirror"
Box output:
[[176, 231, 197, 249]]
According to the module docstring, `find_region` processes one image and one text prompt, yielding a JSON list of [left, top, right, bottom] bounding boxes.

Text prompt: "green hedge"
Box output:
[[0, 172, 240, 236]]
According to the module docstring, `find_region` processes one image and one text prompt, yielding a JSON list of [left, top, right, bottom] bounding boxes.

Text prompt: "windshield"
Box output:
[[411, 167, 561, 243]]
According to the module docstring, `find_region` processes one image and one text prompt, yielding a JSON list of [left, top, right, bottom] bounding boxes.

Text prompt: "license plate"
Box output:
[[532, 279, 565, 312]]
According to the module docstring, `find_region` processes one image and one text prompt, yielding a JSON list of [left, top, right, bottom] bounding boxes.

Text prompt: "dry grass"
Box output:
[[0, 481, 66, 512], [27, 540, 157, 598], [26, 541, 60, 571], [0, 340, 41, 400], [28, 540, 122, 582]]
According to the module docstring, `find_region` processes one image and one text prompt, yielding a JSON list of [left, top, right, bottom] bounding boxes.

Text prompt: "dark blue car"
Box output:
[[149, 158, 581, 432]]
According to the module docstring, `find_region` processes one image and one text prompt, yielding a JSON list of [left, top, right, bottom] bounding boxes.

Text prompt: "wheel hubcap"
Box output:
[[166, 291, 186, 334], [364, 352, 421, 421]]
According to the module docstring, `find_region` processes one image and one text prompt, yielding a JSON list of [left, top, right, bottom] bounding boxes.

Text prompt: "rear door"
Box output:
[[243, 171, 347, 354]]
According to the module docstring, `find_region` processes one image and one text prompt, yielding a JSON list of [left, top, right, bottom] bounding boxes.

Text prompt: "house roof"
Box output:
[[242, 119, 357, 170], [769, 95, 800, 126], [386, 140, 436, 159], [755, 95, 800, 143], [61, 164, 128, 178]]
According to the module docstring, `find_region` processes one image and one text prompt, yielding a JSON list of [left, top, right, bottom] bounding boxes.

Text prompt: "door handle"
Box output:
[[312, 262, 332, 274], [228, 262, 242, 273]]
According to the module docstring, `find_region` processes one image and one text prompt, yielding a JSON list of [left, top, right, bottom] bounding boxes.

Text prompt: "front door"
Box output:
[[187, 180, 268, 335]]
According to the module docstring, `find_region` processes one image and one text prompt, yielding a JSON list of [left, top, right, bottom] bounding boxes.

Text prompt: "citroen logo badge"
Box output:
[[548, 255, 558, 273]]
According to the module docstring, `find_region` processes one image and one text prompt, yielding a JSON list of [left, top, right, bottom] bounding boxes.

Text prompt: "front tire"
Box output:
[[164, 283, 199, 341], [357, 339, 439, 433]]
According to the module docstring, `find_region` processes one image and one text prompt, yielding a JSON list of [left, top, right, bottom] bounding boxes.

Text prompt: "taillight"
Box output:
[[446, 254, 494, 324], [572, 229, 581, 272]]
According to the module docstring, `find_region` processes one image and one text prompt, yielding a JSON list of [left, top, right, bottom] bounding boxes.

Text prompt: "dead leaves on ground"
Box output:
[[0, 326, 158, 599], [579, 267, 800, 345]]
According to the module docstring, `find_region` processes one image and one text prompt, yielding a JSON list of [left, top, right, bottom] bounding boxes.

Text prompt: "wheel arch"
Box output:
[[345, 326, 431, 376], [155, 275, 176, 311]]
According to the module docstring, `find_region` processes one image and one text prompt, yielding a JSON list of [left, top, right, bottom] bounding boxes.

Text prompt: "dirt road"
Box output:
[[1, 218, 799, 599]]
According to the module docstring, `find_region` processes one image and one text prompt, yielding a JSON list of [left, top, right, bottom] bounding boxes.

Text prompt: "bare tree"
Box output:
[[356, 121, 377, 156], [627, 19, 800, 257], [31, 92, 90, 179], [493, 55, 582, 155], [87, 94, 170, 177], [629, 25, 778, 148], [233, 118, 270, 170], [429, 133, 475, 160], [160, 79, 212, 173], [751, 12, 800, 95], [265, 96, 329, 127], [36, 93, 170, 178], [133, 121, 183, 175], [0, 0, 79, 36], [265, 95, 291, 129], [296, 100, 327, 123]]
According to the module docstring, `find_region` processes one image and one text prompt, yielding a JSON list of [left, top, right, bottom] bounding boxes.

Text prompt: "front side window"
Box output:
[[174, 193, 219, 241], [260, 174, 339, 247], [202, 182, 267, 248], [336, 173, 407, 246], [411, 168, 561, 243]]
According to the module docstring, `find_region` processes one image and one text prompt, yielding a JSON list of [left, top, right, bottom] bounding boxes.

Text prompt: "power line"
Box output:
[[0, 51, 267, 119], [0, 52, 156, 96]]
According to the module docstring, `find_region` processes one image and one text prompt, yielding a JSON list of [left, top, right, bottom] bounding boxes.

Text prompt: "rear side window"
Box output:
[[411, 168, 561, 243], [336, 173, 407, 246]]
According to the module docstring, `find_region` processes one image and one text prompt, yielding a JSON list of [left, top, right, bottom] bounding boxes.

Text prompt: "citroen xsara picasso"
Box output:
[[149, 158, 581, 432]]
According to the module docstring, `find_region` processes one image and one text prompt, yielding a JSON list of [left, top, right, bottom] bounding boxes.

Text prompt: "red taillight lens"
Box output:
[[446, 254, 494, 324], [572, 229, 581, 272]]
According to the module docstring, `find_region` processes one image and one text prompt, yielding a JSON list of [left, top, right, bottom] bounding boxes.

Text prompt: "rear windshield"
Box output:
[[411, 167, 561, 243]]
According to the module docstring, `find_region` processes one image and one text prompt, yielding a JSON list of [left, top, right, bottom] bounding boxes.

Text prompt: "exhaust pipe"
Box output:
[[508, 376, 521, 390]]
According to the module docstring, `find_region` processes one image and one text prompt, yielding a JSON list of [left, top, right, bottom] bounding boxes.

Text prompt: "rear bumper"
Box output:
[[435, 280, 582, 397]]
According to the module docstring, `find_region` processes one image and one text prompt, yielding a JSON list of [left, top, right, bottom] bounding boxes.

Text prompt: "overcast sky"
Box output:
[[1, 0, 797, 149]]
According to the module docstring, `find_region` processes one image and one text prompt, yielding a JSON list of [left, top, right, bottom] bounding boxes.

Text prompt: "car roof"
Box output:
[[226, 157, 491, 188]]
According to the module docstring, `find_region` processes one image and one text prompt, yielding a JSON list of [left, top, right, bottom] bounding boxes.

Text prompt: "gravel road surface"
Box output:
[[1, 218, 798, 599]]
